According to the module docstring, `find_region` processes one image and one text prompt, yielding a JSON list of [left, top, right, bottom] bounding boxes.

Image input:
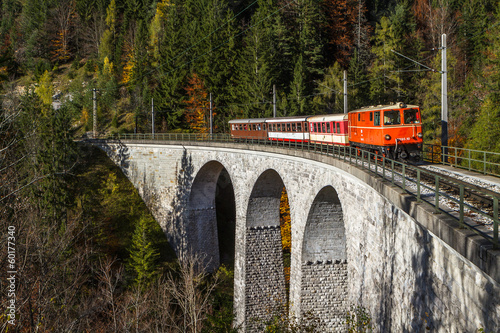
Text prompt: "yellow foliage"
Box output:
[[103, 56, 113, 76], [81, 108, 89, 125], [35, 70, 54, 108], [280, 187, 291, 252], [122, 43, 135, 84]]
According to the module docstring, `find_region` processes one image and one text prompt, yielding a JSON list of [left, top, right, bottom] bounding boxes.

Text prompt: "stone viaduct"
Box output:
[[94, 139, 500, 332]]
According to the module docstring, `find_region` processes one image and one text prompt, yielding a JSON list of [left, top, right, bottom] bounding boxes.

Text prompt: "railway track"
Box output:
[[408, 164, 498, 214]]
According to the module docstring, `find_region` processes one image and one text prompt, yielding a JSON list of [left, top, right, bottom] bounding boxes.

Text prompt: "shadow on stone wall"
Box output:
[[167, 148, 195, 263], [99, 140, 131, 176], [408, 223, 435, 332], [375, 205, 399, 332]]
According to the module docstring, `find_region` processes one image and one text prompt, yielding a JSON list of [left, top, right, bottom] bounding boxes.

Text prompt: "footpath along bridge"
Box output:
[[91, 134, 500, 332]]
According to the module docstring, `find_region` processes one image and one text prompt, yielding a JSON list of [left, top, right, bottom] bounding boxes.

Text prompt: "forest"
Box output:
[[1, 0, 500, 331], [0, 0, 499, 146]]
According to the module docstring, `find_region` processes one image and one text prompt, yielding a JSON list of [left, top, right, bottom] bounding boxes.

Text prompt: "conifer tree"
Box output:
[[288, 0, 324, 116], [128, 216, 161, 288], [312, 62, 345, 114], [368, 16, 401, 104], [348, 48, 370, 110], [99, 0, 116, 62], [467, 5, 500, 153], [234, 0, 278, 118]]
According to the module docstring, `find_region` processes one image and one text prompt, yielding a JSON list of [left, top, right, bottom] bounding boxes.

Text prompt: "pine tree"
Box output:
[[312, 62, 345, 114], [467, 4, 500, 154], [234, 0, 276, 119], [128, 216, 161, 288], [99, 0, 116, 62], [348, 48, 370, 110], [368, 16, 401, 104], [288, 0, 324, 116]]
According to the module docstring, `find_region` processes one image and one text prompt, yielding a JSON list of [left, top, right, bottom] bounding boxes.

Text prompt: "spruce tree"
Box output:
[[368, 16, 401, 104], [467, 4, 500, 154], [127, 216, 161, 288], [288, 0, 324, 116], [234, 0, 278, 119]]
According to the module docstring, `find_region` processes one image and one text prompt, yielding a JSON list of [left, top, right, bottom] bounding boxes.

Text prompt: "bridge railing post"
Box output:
[[459, 184, 465, 228], [402, 163, 406, 191], [434, 175, 440, 214], [391, 160, 395, 185], [417, 169, 421, 202], [494, 197, 499, 249]]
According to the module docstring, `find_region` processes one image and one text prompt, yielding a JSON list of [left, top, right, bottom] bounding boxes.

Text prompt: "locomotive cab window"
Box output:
[[404, 109, 420, 124], [383, 110, 401, 125], [374, 111, 380, 126], [370, 112, 373, 121]]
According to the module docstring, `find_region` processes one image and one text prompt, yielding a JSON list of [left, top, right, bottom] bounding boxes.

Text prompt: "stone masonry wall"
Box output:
[[95, 142, 500, 332], [301, 261, 348, 331], [245, 226, 286, 332]]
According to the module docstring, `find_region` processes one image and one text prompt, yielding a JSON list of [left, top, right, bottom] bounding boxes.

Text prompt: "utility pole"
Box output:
[[343, 70, 348, 114], [391, 36, 449, 161], [151, 98, 155, 138], [92, 88, 97, 139], [209, 93, 213, 137], [273, 84, 276, 118], [441, 34, 448, 163]]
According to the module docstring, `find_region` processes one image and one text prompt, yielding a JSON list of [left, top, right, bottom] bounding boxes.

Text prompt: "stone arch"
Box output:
[[187, 160, 235, 272], [300, 185, 348, 331], [245, 169, 288, 329]]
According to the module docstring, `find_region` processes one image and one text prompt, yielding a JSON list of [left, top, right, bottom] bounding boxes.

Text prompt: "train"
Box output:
[[229, 102, 423, 161]]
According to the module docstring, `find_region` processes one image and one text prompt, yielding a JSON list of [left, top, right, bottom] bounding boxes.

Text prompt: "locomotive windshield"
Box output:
[[383, 110, 401, 125], [404, 108, 420, 124]]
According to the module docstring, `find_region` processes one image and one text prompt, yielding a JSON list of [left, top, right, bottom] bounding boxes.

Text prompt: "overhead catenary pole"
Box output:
[[441, 34, 448, 163], [273, 84, 276, 118], [209, 93, 213, 137], [93, 88, 97, 139], [343, 70, 348, 114], [151, 98, 155, 137]]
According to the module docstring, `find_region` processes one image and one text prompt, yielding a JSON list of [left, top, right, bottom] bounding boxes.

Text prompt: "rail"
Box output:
[[423, 144, 500, 177], [96, 133, 499, 248]]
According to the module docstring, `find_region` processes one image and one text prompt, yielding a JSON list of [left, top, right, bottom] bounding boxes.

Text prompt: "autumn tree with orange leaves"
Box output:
[[184, 73, 214, 133], [50, 0, 77, 63], [280, 187, 291, 285], [321, 0, 359, 67]]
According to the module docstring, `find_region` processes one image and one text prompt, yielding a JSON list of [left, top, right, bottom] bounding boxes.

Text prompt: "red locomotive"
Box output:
[[348, 103, 422, 160], [229, 102, 423, 161]]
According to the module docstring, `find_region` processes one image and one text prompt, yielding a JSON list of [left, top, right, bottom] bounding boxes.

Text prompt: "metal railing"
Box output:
[[94, 133, 499, 248], [423, 144, 500, 177]]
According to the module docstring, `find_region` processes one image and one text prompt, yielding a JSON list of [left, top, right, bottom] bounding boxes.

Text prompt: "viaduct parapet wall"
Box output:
[[95, 140, 500, 332]]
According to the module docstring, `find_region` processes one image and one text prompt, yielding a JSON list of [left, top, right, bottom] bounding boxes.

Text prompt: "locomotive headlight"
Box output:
[[417, 132, 423, 138], [384, 134, 391, 140]]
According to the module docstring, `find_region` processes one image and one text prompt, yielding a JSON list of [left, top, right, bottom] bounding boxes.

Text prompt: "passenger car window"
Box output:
[[374, 111, 380, 126], [404, 109, 420, 124], [298, 123, 302, 132], [337, 122, 340, 133], [383, 111, 401, 125]]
